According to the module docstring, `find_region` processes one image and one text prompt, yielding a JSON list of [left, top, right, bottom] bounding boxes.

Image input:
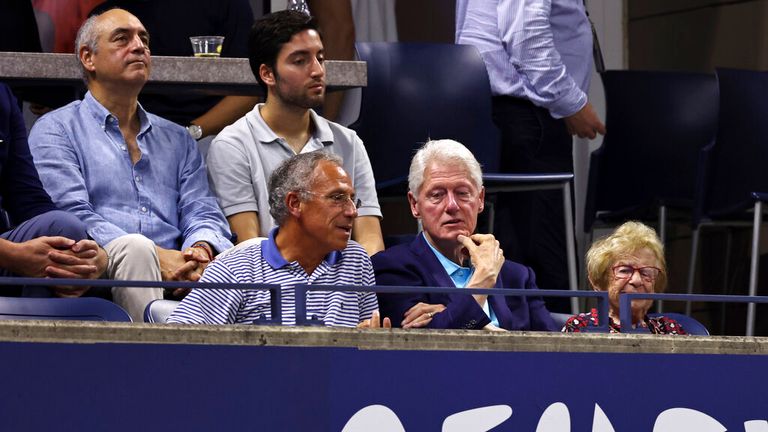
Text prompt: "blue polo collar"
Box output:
[[263, 227, 342, 269], [422, 233, 474, 287]]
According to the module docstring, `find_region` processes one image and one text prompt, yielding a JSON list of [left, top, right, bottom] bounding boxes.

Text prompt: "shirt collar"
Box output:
[[252, 104, 333, 147], [263, 227, 342, 269], [422, 232, 471, 278], [83, 91, 152, 136]]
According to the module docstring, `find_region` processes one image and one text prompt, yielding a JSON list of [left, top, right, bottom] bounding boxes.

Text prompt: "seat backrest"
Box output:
[[143, 299, 180, 323], [647, 312, 709, 335], [585, 70, 718, 232], [694, 68, 768, 223], [0, 297, 131, 322], [350, 42, 499, 189], [549, 312, 572, 330]]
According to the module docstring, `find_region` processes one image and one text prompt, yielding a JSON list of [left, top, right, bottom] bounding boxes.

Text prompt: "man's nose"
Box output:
[[342, 198, 358, 217], [445, 192, 460, 212], [130, 35, 148, 53], [310, 57, 325, 78]]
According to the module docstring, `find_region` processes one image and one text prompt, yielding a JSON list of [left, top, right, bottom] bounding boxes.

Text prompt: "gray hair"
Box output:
[[75, 12, 104, 83], [268, 151, 344, 225], [408, 139, 483, 194]]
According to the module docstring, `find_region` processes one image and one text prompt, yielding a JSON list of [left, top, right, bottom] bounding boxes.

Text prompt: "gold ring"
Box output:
[[426, 312, 434, 318]]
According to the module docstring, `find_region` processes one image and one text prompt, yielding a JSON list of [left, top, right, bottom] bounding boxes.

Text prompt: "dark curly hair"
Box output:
[[248, 10, 320, 94]]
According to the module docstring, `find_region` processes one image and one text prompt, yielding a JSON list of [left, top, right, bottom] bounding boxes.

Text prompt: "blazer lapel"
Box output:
[[411, 235, 479, 308], [411, 235, 456, 288]]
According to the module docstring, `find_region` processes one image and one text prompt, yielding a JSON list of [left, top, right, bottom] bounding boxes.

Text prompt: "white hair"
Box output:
[[408, 139, 483, 194]]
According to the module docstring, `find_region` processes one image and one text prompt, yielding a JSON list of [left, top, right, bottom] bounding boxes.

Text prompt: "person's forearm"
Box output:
[[352, 216, 384, 256], [227, 212, 261, 245], [191, 96, 260, 137], [0, 239, 19, 272]]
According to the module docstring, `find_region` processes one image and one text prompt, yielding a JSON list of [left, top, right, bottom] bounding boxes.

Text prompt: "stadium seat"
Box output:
[[0, 296, 131, 322], [143, 299, 180, 323], [585, 70, 718, 244], [687, 68, 768, 335], [648, 312, 709, 336]]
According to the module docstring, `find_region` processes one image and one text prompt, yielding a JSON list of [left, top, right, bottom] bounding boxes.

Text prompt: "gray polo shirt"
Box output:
[[206, 104, 381, 235]]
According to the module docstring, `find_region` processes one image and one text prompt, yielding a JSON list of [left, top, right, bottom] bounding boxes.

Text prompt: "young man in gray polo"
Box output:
[[206, 10, 384, 255]]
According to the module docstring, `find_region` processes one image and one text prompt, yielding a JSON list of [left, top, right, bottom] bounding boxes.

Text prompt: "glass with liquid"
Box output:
[[190, 36, 225, 57]]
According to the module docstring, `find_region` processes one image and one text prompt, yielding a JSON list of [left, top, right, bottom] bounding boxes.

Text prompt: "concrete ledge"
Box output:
[[0, 320, 765, 355], [0, 52, 366, 95]]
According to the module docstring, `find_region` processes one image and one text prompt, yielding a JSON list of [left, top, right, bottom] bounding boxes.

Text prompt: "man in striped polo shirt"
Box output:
[[168, 152, 386, 328]]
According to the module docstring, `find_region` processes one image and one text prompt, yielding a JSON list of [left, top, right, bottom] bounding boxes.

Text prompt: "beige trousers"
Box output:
[[103, 234, 163, 322]]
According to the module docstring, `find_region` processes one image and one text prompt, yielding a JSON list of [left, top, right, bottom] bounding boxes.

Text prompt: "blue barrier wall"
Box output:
[[0, 339, 766, 431]]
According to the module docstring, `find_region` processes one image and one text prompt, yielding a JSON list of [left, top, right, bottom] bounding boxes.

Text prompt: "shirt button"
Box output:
[[135, 175, 141, 182], [140, 206, 147, 213], [121, 146, 127, 151]]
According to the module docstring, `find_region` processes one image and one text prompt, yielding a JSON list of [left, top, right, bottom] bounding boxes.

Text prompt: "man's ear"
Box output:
[[80, 46, 96, 73], [259, 64, 275, 87], [407, 191, 420, 218], [478, 186, 486, 213], [286, 191, 302, 218]]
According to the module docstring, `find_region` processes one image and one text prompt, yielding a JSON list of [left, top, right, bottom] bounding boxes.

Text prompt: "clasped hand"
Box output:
[[11, 236, 108, 297], [157, 245, 211, 282]]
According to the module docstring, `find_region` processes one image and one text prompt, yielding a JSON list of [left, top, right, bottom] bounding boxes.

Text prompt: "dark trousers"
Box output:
[[491, 96, 573, 312], [0, 210, 89, 297]]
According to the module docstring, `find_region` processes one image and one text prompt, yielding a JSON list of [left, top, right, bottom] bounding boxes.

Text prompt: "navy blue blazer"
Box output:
[[372, 235, 558, 331]]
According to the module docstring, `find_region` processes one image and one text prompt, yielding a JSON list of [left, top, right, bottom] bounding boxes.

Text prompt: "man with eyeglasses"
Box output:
[[372, 139, 558, 331], [169, 152, 387, 328], [204, 10, 384, 255]]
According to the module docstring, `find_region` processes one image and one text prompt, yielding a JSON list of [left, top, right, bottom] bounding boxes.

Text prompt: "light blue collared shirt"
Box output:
[[423, 233, 499, 326], [456, 0, 593, 119], [28, 91, 233, 252]]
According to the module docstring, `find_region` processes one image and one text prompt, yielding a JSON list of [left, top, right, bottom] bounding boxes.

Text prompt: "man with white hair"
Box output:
[[372, 139, 557, 331], [28, 9, 232, 320]]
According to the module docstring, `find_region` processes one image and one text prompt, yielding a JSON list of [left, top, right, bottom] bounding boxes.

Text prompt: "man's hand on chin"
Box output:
[[458, 233, 505, 289]]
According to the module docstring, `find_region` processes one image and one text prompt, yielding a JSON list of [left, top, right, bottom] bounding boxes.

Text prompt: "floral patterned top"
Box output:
[[561, 309, 687, 334]]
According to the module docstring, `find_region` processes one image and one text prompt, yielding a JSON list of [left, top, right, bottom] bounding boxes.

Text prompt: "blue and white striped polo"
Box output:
[[168, 229, 377, 327]]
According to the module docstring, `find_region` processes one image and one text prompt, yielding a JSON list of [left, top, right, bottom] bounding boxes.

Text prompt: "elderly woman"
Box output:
[[563, 221, 686, 334]]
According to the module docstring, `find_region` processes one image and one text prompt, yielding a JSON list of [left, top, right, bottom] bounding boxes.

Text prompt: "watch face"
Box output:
[[187, 125, 202, 140]]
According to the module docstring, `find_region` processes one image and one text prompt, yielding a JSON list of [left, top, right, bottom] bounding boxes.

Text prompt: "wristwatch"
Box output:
[[186, 124, 203, 140]]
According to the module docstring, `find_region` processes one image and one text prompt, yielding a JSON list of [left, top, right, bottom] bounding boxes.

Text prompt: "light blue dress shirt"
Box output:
[[423, 233, 499, 326], [456, 0, 593, 119], [28, 91, 232, 252]]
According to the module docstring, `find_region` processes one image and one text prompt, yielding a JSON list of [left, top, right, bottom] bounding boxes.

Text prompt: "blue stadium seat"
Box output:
[[550, 312, 572, 330], [648, 312, 709, 336], [586, 70, 718, 243], [350, 42, 500, 192], [0, 296, 131, 322], [143, 299, 180, 323], [687, 68, 768, 335]]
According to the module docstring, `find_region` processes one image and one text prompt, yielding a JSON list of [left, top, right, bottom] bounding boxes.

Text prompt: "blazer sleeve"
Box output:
[[372, 248, 490, 330], [0, 85, 57, 224], [512, 264, 559, 331]]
